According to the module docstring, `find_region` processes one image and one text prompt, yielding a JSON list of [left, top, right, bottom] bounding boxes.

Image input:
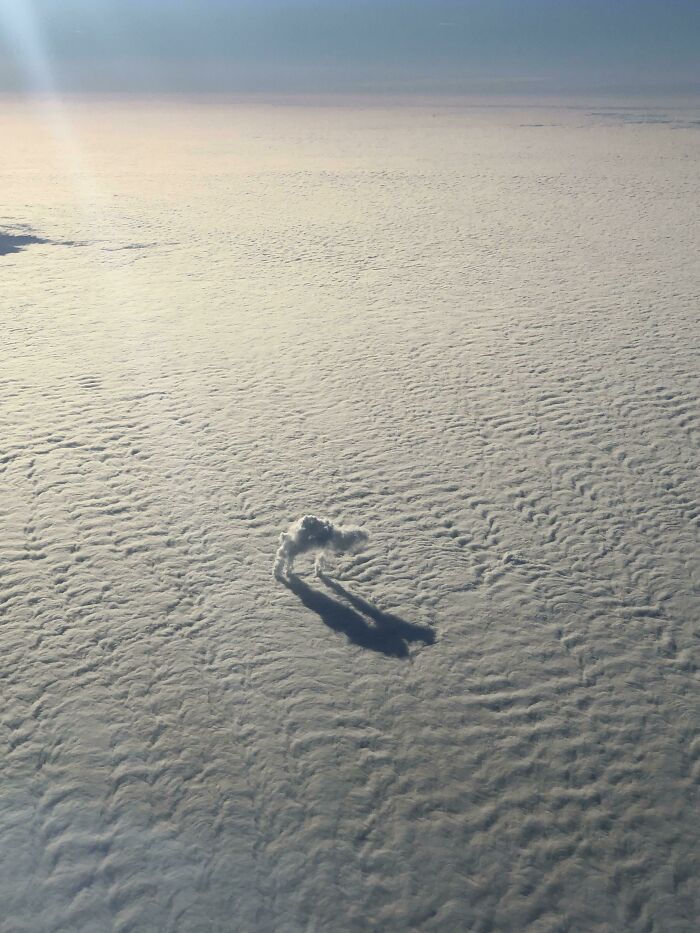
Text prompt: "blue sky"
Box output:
[[1, 0, 699, 95]]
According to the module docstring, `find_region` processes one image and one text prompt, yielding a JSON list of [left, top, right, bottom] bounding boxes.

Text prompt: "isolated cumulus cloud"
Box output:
[[273, 515, 368, 579]]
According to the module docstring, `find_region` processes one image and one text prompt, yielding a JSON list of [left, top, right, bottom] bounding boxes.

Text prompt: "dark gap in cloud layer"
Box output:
[[0, 227, 163, 258], [587, 110, 700, 128], [0, 232, 49, 256]]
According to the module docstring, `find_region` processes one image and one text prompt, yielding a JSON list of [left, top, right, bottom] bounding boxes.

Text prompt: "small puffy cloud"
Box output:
[[273, 514, 368, 579]]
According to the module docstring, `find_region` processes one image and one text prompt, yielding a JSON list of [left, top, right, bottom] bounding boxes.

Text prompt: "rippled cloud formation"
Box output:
[[273, 515, 368, 579]]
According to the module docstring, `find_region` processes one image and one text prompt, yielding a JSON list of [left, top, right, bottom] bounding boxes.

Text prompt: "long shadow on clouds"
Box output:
[[282, 573, 434, 658]]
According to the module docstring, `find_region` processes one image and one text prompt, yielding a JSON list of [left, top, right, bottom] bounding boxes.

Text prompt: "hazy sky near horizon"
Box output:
[[1, 0, 699, 96]]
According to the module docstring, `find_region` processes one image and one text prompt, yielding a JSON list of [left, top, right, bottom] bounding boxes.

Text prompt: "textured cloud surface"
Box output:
[[273, 514, 368, 578], [2, 99, 700, 933]]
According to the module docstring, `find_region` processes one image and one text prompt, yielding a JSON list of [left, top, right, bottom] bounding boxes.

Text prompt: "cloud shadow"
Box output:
[[1, 227, 160, 258], [0, 233, 49, 256], [281, 573, 435, 658]]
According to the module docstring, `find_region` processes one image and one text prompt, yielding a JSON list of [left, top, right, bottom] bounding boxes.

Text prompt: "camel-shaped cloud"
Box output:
[[273, 514, 368, 579]]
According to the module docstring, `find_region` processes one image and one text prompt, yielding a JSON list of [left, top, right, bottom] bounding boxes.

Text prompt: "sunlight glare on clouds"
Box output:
[[0, 0, 54, 93], [0, 0, 89, 186]]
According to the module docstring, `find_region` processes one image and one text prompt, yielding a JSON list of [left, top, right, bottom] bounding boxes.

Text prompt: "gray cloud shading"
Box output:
[[273, 514, 368, 579]]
